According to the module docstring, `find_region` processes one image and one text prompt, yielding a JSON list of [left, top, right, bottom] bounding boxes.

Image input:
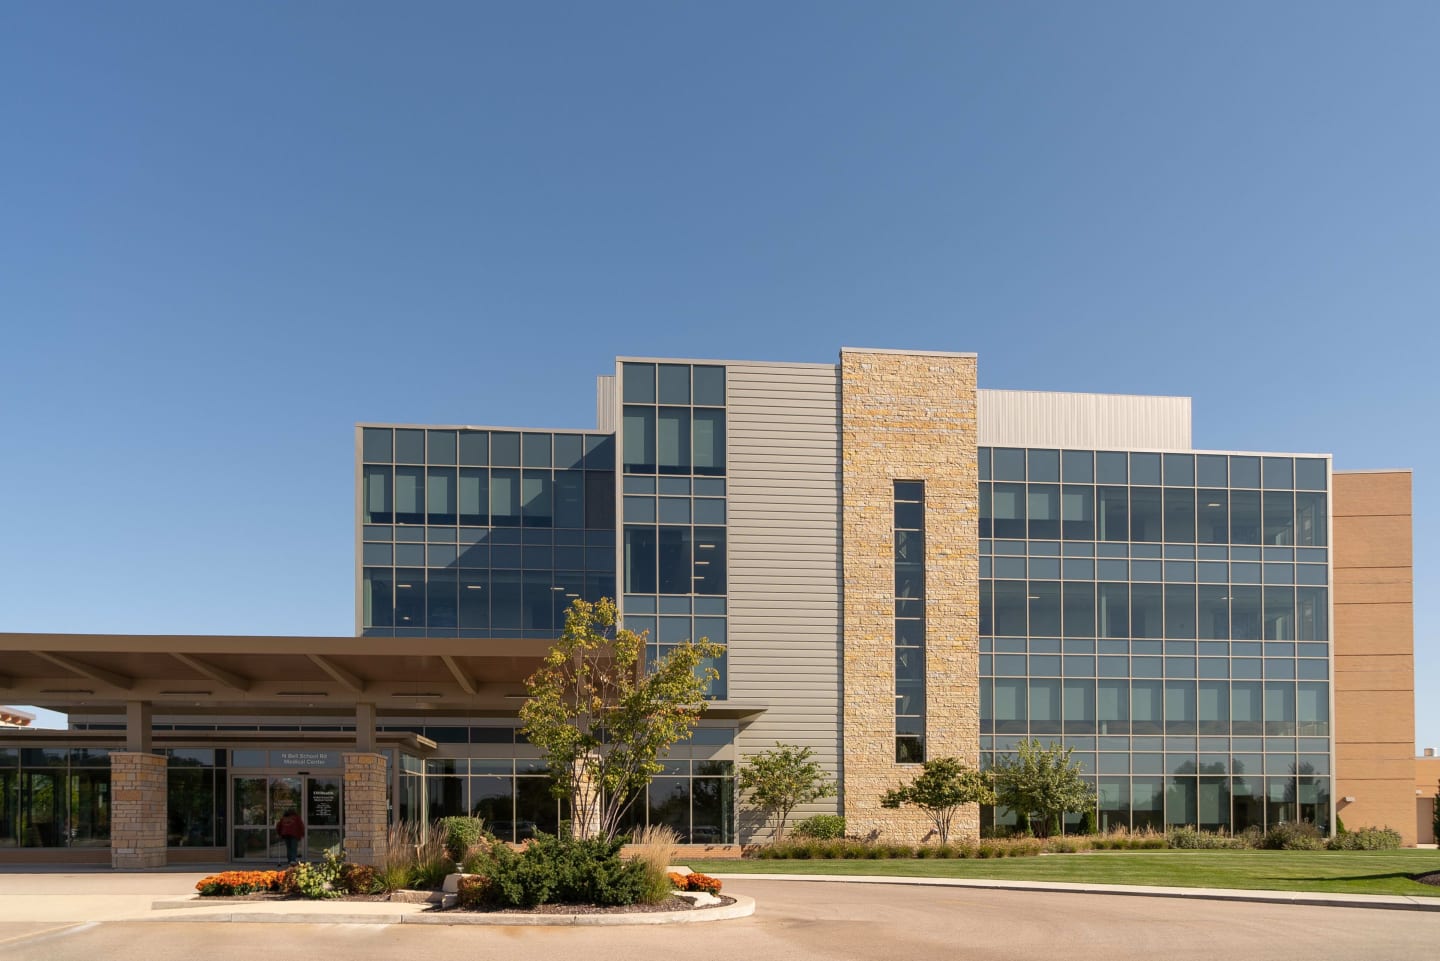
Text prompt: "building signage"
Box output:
[[270, 750, 338, 769], [310, 788, 338, 822]]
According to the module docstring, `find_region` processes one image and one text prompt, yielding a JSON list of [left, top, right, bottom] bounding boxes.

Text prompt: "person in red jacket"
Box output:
[[276, 809, 305, 864]]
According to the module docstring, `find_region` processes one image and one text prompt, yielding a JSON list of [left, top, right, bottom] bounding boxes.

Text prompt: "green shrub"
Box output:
[[281, 851, 345, 899], [1167, 826, 1247, 850], [1326, 826, 1401, 850], [338, 861, 378, 895], [471, 833, 654, 908], [439, 816, 488, 862], [1262, 821, 1325, 851], [456, 874, 493, 908], [792, 814, 847, 840]]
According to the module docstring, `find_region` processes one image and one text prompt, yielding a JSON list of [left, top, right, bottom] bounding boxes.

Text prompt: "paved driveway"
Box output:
[[1, 875, 1437, 961]]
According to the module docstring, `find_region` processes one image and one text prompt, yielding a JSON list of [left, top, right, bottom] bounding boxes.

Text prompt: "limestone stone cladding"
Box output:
[[343, 752, 389, 866], [110, 751, 167, 869], [1333, 470, 1416, 843], [839, 349, 980, 842]]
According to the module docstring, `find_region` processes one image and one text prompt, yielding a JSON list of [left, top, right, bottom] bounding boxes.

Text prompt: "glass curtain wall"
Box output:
[[361, 428, 617, 638], [979, 448, 1332, 834], [620, 362, 729, 698], [411, 726, 737, 842], [1, 749, 111, 848]]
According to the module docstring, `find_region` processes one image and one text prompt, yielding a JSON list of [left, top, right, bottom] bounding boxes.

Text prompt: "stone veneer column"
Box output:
[[110, 752, 167, 869], [840, 349, 980, 843], [343, 752, 388, 866]]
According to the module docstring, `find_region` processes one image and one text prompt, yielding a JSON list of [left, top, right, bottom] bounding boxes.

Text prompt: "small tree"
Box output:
[[520, 598, 724, 841], [1434, 779, 1439, 843], [738, 744, 835, 844], [992, 739, 1095, 839], [880, 757, 994, 844]]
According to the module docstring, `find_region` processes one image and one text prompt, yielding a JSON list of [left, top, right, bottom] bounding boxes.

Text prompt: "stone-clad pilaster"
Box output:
[[840, 349, 980, 842], [343, 752, 388, 866], [110, 752, 167, 869]]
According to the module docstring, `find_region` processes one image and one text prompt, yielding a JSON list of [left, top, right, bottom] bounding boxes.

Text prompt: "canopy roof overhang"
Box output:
[[0, 633, 767, 722], [0, 726, 439, 755]]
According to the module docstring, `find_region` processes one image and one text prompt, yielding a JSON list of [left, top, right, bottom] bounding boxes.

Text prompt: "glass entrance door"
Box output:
[[232, 776, 273, 859], [305, 776, 342, 857], [232, 774, 340, 861]]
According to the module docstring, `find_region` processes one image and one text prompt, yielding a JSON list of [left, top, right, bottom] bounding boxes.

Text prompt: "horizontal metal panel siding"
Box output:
[[595, 376, 616, 433], [727, 363, 843, 836], [977, 389, 1192, 450]]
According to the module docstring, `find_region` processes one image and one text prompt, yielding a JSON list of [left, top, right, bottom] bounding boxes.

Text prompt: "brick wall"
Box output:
[[1333, 470, 1416, 843]]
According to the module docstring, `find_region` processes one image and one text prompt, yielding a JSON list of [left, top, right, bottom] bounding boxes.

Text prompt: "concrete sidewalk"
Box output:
[[3, 867, 1436, 927], [708, 872, 1440, 912], [0, 870, 754, 926]]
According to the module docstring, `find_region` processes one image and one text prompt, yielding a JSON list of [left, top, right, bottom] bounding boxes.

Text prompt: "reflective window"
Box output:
[[363, 466, 392, 524], [657, 408, 691, 475], [658, 364, 690, 405], [395, 467, 424, 525], [623, 363, 656, 403], [692, 409, 725, 476], [1130, 488, 1162, 542], [1062, 450, 1094, 483], [362, 427, 392, 462], [428, 430, 457, 465], [1163, 454, 1194, 487], [623, 407, 656, 474], [395, 429, 425, 464], [1295, 458, 1326, 491], [692, 366, 725, 406], [1062, 486, 1094, 540]]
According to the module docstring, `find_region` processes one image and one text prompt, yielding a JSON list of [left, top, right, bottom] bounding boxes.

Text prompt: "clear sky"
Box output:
[[1, 2, 1435, 745]]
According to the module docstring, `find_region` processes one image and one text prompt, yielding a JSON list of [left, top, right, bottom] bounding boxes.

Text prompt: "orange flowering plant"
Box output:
[[683, 873, 722, 894], [196, 870, 285, 896]]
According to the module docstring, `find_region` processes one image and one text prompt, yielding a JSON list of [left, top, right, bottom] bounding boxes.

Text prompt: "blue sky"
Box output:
[[1, 2, 1435, 745]]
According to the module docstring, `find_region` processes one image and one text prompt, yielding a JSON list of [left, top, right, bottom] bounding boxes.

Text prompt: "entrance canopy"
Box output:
[[0, 632, 552, 716], [0, 632, 766, 720]]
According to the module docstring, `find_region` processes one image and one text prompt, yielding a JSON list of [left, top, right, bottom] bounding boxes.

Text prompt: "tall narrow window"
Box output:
[[894, 480, 925, 763]]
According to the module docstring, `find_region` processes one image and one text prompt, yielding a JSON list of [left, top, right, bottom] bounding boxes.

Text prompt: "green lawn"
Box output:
[[686, 850, 1440, 898]]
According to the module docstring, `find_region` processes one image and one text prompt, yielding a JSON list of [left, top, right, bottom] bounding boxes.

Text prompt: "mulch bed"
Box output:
[[196, 891, 737, 914], [198, 891, 433, 902], [456, 895, 736, 915], [1414, 872, 1440, 887]]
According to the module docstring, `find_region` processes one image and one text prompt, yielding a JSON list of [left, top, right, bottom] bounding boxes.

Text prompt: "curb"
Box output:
[[138, 895, 756, 926], [709, 873, 1440, 913]]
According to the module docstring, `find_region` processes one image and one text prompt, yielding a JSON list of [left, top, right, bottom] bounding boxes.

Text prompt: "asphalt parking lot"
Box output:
[[1, 873, 1437, 961]]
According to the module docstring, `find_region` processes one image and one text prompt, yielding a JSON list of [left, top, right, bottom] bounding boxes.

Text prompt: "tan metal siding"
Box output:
[[978, 389, 1192, 450], [726, 363, 843, 838], [595, 375, 616, 433]]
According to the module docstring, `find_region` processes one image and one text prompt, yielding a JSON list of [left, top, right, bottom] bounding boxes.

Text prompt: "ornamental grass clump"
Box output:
[[410, 821, 456, 889], [628, 824, 679, 904], [378, 821, 454, 892], [439, 816, 489, 862]]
